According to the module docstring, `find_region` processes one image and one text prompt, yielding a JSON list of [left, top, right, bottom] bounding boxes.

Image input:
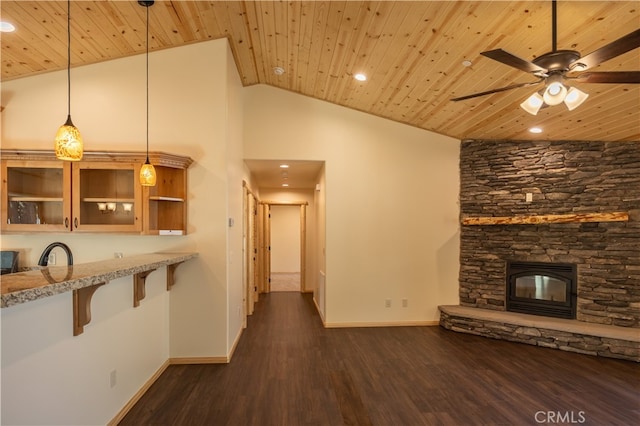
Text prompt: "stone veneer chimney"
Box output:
[[459, 140, 640, 328]]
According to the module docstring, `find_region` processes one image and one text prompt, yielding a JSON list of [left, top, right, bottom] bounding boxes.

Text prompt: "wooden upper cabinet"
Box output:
[[143, 152, 193, 235], [72, 161, 142, 233], [1, 150, 192, 235], [1, 159, 72, 232]]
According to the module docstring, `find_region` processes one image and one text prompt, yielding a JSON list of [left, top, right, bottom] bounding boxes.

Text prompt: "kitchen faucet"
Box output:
[[38, 242, 74, 266]]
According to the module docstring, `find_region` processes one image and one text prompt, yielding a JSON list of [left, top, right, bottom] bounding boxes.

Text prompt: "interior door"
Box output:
[[248, 193, 258, 305], [264, 204, 271, 293], [300, 204, 306, 292], [243, 186, 260, 319], [250, 197, 261, 303], [257, 203, 265, 294]]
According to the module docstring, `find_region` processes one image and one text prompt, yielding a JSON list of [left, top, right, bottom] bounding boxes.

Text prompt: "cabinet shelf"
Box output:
[[82, 198, 136, 203], [149, 196, 185, 202], [9, 196, 64, 202], [158, 230, 184, 235]]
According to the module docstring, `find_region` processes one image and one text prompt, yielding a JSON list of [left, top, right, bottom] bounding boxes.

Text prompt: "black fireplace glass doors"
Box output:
[[513, 275, 567, 302], [507, 261, 577, 319]]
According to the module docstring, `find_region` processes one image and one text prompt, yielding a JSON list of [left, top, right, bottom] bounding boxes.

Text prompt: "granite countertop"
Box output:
[[1, 252, 198, 308]]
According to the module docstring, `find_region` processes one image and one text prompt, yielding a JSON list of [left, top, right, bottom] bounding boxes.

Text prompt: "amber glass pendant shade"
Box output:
[[54, 115, 83, 161], [140, 161, 157, 186]]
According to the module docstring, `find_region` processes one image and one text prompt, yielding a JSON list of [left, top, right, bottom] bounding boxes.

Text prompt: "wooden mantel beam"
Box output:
[[461, 212, 629, 226]]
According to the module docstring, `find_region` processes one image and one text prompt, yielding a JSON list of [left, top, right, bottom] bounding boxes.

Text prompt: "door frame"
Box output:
[[242, 182, 260, 320], [262, 201, 308, 293]]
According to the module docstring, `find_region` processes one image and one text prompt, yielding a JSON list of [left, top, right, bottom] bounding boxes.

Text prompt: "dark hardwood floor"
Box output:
[[120, 293, 640, 425]]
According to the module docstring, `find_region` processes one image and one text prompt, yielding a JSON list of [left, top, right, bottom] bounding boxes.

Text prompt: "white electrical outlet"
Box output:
[[385, 299, 391, 308], [402, 299, 408, 308], [525, 193, 533, 203], [48, 253, 56, 265], [110, 370, 117, 388]]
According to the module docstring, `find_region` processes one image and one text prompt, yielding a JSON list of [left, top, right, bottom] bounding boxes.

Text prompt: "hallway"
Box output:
[[120, 293, 640, 425], [270, 272, 301, 292]]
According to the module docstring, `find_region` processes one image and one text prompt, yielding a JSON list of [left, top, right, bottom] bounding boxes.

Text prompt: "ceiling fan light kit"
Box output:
[[542, 79, 567, 106], [563, 87, 589, 111], [520, 92, 545, 115], [519, 82, 589, 116], [451, 0, 639, 116]]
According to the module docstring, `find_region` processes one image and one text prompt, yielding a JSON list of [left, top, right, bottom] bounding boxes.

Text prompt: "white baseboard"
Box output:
[[107, 359, 171, 426], [169, 356, 229, 364], [228, 325, 244, 361], [313, 296, 326, 324]]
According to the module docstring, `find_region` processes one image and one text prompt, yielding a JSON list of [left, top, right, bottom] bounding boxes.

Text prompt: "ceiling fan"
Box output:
[[451, 0, 640, 115]]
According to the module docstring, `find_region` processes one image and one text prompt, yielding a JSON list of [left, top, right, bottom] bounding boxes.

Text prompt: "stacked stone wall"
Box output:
[[459, 141, 640, 327]]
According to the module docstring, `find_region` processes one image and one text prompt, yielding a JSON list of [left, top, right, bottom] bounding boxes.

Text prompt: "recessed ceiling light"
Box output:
[[354, 73, 367, 82], [529, 127, 543, 134], [282, 183, 289, 187], [273, 67, 285, 75], [279, 164, 289, 169], [461, 60, 472, 67], [0, 21, 16, 33]]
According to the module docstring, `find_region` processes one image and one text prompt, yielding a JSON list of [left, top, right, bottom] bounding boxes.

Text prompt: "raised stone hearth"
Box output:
[[451, 140, 640, 359], [439, 305, 640, 362]]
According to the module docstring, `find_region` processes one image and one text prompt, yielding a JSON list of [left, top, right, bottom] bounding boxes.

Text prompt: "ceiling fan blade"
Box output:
[[573, 71, 640, 84], [451, 80, 543, 102], [481, 49, 547, 74], [574, 29, 640, 70]]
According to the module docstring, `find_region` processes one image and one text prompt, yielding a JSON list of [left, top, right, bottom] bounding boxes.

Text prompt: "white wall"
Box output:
[[0, 39, 244, 424], [1, 272, 168, 425], [243, 85, 461, 326], [224, 43, 245, 351], [270, 205, 302, 273]]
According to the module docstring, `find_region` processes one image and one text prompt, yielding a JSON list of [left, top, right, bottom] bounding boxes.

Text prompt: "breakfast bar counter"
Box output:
[[1, 252, 198, 335]]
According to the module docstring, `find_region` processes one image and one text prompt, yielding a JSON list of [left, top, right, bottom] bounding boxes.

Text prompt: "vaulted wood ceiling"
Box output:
[[2, 1, 639, 142]]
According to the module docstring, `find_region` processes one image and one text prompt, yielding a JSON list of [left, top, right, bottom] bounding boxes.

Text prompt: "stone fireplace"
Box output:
[[440, 140, 640, 361]]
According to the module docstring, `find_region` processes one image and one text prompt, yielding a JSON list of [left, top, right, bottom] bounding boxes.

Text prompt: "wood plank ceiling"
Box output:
[[1, 1, 639, 142]]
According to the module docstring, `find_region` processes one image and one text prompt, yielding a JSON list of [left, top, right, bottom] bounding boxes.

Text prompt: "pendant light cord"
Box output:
[[145, 4, 150, 164], [551, 0, 557, 52], [67, 0, 71, 118]]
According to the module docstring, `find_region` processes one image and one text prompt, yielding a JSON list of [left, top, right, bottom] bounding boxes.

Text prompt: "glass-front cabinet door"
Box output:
[[72, 161, 142, 232], [1, 160, 72, 232], [2, 150, 190, 235]]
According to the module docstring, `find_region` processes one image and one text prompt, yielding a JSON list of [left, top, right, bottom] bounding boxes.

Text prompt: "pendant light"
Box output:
[[139, 0, 156, 186], [54, 0, 83, 161]]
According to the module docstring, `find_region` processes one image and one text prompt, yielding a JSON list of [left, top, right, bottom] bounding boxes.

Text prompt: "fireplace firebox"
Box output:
[[506, 261, 577, 319]]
